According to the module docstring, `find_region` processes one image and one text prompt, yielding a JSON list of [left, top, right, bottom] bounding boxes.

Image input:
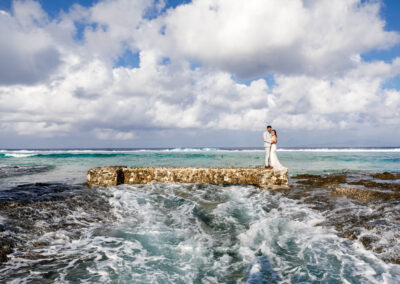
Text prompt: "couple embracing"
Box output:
[[263, 125, 287, 172]]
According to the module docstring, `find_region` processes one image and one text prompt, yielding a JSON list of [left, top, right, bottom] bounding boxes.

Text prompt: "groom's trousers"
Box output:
[[265, 144, 271, 166]]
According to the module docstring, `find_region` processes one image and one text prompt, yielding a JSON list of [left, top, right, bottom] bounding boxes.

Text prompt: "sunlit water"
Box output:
[[0, 148, 400, 283]]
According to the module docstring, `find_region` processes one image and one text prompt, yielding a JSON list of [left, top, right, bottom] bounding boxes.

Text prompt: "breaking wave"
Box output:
[[1, 148, 400, 160], [1, 183, 399, 283]]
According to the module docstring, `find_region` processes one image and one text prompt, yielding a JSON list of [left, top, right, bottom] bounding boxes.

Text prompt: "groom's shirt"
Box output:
[[263, 131, 271, 147]]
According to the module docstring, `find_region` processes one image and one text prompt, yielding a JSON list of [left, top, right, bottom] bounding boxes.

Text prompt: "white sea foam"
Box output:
[[277, 148, 400, 152], [1, 184, 400, 283], [84, 184, 399, 282], [4, 153, 37, 157], [1, 147, 399, 155], [163, 147, 218, 152]]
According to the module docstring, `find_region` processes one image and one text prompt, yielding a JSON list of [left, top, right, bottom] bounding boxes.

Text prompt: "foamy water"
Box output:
[[1, 148, 400, 283], [2, 183, 399, 283]]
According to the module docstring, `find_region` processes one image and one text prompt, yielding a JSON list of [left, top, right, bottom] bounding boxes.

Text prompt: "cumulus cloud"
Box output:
[[164, 0, 400, 78], [0, 2, 61, 85], [0, 0, 399, 146], [93, 128, 135, 140], [267, 59, 400, 130]]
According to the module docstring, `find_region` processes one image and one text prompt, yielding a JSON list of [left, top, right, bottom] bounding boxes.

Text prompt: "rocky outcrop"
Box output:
[[0, 237, 14, 263], [87, 166, 289, 189], [372, 172, 400, 180], [332, 187, 400, 202], [293, 174, 346, 188]]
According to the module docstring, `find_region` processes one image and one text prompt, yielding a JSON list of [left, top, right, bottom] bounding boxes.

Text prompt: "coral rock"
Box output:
[[87, 166, 289, 189], [332, 187, 400, 202]]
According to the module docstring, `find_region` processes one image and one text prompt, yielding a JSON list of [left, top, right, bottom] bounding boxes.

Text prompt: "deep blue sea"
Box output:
[[0, 148, 399, 283]]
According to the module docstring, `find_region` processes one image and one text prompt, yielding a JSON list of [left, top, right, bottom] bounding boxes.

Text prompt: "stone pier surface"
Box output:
[[87, 166, 289, 189]]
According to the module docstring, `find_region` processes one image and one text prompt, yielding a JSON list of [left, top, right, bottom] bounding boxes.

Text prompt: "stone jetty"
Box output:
[[87, 166, 289, 189]]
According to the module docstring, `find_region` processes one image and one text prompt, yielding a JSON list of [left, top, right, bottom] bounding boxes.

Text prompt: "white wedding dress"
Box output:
[[270, 144, 287, 173]]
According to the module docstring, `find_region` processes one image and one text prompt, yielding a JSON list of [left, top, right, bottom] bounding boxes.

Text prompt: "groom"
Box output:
[[263, 125, 272, 169]]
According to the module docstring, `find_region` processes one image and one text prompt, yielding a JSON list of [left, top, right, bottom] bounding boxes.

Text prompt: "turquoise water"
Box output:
[[1, 148, 399, 182], [0, 148, 400, 283]]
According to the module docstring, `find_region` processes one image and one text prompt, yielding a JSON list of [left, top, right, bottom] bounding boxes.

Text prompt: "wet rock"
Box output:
[[32, 241, 49, 248], [0, 182, 113, 265], [293, 174, 319, 179], [372, 172, 400, 180], [344, 231, 359, 240], [384, 257, 400, 265], [293, 174, 346, 188], [359, 235, 379, 250], [303, 193, 335, 211], [0, 237, 15, 263], [348, 180, 400, 191], [289, 172, 400, 265], [0, 165, 53, 179], [87, 166, 289, 189], [332, 187, 400, 202]]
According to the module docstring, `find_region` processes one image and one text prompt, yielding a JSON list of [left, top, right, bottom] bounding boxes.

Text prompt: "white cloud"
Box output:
[[12, 0, 49, 27], [0, 1, 61, 84], [93, 128, 135, 140], [0, 0, 399, 145], [164, 0, 399, 78], [0, 121, 72, 137]]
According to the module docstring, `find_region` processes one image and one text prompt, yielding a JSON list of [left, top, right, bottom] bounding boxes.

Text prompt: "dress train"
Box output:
[[270, 144, 287, 173]]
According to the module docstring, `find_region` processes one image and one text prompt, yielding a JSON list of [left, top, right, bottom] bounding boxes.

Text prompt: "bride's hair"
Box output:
[[272, 129, 277, 137]]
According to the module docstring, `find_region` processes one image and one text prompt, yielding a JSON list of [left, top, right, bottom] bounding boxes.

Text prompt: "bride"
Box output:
[[270, 130, 287, 172]]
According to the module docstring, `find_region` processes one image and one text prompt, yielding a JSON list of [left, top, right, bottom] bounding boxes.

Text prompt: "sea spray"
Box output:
[[1, 148, 400, 283], [3, 183, 399, 283]]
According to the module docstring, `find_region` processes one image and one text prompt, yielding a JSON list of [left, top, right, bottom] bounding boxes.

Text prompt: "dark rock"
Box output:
[[293, 174, 319, 179], [293, 174, 346, 188], [349, 180, 400, 191], [359, 235, 379, 249], [289, 172, 400, 265], [372, 172, 400, 180], [0, 237, 15, 263], [0, 182, 113, 265], [383, 257, 400, 265], [332, 187, 400, 202]]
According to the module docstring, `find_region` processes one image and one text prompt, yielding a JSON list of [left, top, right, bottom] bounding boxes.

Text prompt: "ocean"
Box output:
[[0, 148, 399, 283]]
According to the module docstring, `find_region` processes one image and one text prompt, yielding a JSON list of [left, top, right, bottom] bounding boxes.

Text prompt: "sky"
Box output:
[[0, 0, 400, 148]]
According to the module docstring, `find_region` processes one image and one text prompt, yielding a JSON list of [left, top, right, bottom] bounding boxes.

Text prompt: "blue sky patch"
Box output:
[[361, 0, 400, 63], [233, 74, 276, 89], [161, 57, 171, 65], [189, 60, 201, 70], [361, 48, 400, 64], [382, 74, 400, 90], [114, 49, 140, 68], [143, 0, 192, 20], [0, 0, 98, 17]]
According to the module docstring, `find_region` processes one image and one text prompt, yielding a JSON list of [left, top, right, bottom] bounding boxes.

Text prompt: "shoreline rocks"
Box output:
[[87, 166, 289, 189], [372, 172, 400, 180], [332, 187, 400, 202], [0, 237, 14, 263], [290, 172, 400, 264]]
